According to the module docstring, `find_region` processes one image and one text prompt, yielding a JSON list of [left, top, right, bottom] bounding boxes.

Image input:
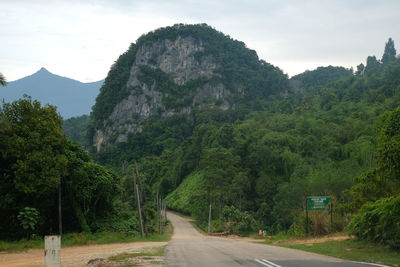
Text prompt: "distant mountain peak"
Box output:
[[37, 67, 50, 74], [3, 68, 104, 119]]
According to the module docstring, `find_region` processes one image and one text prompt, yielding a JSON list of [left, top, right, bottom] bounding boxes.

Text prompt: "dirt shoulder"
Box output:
[[0, 241, 167, 267], [202, 230, 351, 246]]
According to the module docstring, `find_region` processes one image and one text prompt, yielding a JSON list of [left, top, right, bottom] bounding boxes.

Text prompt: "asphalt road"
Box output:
[[164, 212, 387, 267]]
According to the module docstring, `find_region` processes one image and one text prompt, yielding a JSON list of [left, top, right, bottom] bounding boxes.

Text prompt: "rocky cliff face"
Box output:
[[91, 24, 289, 151], [94, 36, 232, 150]]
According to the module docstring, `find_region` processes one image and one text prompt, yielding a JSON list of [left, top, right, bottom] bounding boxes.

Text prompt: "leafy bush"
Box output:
[[223, 205, 257, 232], [17, 207, 40, 239], [349, 195, 400, 250]]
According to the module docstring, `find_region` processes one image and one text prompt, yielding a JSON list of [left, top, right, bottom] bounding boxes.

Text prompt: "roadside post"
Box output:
[[44, 235, 61, 267]]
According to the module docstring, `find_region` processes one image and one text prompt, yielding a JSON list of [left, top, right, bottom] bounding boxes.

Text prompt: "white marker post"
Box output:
[[44, 235, 61, 267]]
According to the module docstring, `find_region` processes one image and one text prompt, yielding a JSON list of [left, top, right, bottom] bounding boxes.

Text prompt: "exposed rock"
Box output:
[[93, 36, 229, 150], [91, 25, 288, 151]]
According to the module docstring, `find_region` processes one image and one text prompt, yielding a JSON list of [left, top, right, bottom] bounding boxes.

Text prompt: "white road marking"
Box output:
[[254, 259, 274, 267], [260, 259, 282, 267], [254, 258, 282, 267]]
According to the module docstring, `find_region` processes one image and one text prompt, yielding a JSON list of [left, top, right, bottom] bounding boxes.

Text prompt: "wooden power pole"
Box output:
[[133, 166, 144, 238]]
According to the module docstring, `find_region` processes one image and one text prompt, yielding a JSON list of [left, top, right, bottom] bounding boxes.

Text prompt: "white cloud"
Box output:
[[1, 0, 400, 81]]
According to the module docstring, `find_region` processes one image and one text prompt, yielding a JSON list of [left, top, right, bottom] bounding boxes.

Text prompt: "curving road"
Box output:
[[164, 212, 387, 267]]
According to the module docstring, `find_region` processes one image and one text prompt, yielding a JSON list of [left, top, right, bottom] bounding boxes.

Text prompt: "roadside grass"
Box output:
[[0, 220, 173, 252], [265, 234, 400, 266], [0, 238, 43, 252]]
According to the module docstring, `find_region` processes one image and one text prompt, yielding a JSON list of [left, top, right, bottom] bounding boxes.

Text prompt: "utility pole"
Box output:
[[163, 199, 166, 231], [58, 179, 62, 235], [133, 166, 144, 238], [157, 192, 161, 234], [208, 203, 211, 233], [135, 163, 148, 237]]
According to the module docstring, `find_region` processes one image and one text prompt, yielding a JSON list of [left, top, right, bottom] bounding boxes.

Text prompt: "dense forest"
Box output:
[[1, 25, 399, 249]]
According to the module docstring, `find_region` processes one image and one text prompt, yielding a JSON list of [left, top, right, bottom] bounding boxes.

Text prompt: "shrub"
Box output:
[[17, 207, 40, 240], [349, 195, 400, 250]]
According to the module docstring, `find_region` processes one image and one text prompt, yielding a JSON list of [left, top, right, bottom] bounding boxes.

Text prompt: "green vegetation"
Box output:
[[2, 25, 400, 258], [0, 96, 169, 243], [281, 239, 400, 266], [348, 105, 400, 249], [349, 196, 400, 250], [87, 30, 400, 251], [62, 115, 91, 149], [0, 97, 119, 238], [291, 65, 353, 89], [127, 37, 399, 241], [17, 207, 40, 239], [0, 237, 43, 252]]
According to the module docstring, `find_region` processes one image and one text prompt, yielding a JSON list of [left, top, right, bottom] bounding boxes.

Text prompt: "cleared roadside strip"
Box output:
[[253, 258, 392, 267], [254, 258, 282, 267], [352, 261, 391, 267]]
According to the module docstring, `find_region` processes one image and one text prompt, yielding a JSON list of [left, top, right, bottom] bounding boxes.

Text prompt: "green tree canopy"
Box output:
[[0, 97, 118, 238], [381, 37, 396, 64]]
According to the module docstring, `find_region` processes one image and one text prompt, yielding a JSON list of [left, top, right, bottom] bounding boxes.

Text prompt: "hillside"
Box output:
[[90, 24, 289, 152], [2, 68, 103, 118], [76, 25, 400, 240], [163, 42, 400, 233]]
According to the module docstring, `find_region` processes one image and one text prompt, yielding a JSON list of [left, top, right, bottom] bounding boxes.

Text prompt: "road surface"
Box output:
[[164, 212, 387, 267]]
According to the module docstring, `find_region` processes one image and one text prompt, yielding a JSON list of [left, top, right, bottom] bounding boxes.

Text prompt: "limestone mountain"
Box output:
[[2, 67, 104, 118], [91, 24, 289, 151]]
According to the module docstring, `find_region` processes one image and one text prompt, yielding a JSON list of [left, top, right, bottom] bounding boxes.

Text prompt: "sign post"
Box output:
[[307, 196, 331, 211], [306, 196, 332, 235], [305, 198, 309, 236]]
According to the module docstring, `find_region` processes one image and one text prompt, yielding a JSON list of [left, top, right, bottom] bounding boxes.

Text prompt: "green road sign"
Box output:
[[307, 196, 331, 211]]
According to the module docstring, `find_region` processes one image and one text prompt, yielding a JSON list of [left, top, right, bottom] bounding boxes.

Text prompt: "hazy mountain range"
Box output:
[[1, 67, 104, 119]]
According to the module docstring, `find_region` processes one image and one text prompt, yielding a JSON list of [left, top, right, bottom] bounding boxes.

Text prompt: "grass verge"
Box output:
[[0, 238, 43, 252], [0, 221, 173, 252], [266, 235, 400, 266]]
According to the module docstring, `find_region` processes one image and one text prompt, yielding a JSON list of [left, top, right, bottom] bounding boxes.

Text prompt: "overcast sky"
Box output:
[[1, 0, 399, 82]]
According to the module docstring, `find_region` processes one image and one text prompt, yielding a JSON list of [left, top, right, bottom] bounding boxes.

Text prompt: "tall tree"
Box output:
[[381, 37, 396, 64]]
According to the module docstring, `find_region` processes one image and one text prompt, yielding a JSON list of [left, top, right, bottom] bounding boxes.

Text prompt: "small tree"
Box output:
[[17, 207, 40, 239]]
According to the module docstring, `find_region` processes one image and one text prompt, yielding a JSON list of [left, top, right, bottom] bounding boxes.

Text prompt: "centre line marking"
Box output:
[[254, 258, 282, 267], [260, 259, 281, 267]]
